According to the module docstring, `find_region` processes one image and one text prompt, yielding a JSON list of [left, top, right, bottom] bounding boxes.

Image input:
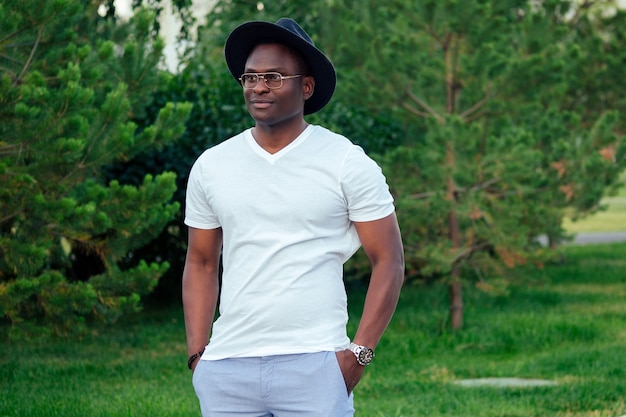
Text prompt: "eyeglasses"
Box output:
[[239, 72, 302, 89]]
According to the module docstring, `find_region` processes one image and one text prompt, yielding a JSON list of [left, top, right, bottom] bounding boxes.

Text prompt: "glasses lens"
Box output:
[[263, 73, 283, 89], [241, 74, 258, 88]]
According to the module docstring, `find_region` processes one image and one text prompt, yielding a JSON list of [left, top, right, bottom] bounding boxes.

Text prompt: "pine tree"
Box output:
[[0, 0, 192, 337], [202, 0, 626, 329], [321, 0, 626, 328]]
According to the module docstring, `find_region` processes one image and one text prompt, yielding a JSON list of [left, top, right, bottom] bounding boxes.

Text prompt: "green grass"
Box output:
[[2, 243, 626, 416], [564, 174, 626, 233], [355, 243, 626, 416], [564, 195, 626, 232]]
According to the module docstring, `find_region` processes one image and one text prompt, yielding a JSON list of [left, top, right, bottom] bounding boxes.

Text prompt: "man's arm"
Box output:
[[182, 226, 223, 371], [337, 212, 404, 392]]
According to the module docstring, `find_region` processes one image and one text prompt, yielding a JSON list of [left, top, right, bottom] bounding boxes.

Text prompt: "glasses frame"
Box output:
[[239, 72, 303, 89]]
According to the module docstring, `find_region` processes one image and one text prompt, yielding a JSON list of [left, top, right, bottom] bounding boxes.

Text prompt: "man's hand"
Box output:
[[335, 349, 366, 394]]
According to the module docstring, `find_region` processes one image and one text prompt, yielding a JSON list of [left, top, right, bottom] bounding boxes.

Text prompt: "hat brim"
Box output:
[[225, 21, 336, 115]]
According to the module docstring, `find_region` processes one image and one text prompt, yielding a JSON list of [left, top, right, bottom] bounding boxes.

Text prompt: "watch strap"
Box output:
[[348, 342, 375, 366]]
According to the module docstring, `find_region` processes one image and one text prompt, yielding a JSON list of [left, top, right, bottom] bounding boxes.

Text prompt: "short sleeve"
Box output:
[[184, 155, 221, 229], [341, 146, 395, 222]]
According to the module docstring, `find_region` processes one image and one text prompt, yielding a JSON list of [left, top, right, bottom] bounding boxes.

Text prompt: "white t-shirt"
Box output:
[[185, 125, 394, 360]]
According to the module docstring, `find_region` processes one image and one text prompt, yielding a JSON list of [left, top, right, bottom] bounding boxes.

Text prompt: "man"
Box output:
[[182, 17, 404, 417]]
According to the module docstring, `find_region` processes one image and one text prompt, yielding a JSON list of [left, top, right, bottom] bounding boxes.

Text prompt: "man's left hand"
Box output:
[[335, 349, 366, 394]]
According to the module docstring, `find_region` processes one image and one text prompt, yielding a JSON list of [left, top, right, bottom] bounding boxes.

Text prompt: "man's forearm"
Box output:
[[351, 214, 405, 350], [182, 264, 219, 357], [352, 259, 404, 349]]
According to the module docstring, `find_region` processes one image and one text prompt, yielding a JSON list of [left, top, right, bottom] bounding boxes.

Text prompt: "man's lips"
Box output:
[[250, 100, 273, 109]]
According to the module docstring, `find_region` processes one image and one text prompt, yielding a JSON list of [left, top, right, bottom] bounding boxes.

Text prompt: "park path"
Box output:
[[570, 231, 626, 245], [535, 231, 626, 246]]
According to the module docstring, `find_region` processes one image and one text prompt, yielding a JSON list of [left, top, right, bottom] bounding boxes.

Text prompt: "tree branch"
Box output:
[[464, 111, 487, 123], [424, 24, 446, 48], [450, 179, 503, 198], [408, 191, 437, 199], [471, 177, 502, 192], [405, 88, 445, 124], [451, 241, 493, 266], [460, 91, 491, 120], [15, 26, 43, 85], [401, 103, 430, 119]]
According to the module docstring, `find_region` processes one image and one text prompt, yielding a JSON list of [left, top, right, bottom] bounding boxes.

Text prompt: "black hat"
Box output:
[[225, 18, 336, 115]]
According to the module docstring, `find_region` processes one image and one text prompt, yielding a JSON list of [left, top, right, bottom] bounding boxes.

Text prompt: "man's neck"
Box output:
[[252, 120, 309, 154]]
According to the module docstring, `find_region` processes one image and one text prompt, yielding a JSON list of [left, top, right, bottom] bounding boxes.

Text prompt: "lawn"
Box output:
[[1, 243, 625, 416], [564, 174, 626, 233], [355, 243, 626, 416], [564, 195, 626, 232]]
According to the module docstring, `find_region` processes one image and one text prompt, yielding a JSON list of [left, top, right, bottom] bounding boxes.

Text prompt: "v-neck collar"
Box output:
[[244, 125, 314, 164]]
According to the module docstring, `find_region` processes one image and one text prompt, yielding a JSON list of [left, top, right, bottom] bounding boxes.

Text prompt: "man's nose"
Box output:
[[253, 78, 270, 93]]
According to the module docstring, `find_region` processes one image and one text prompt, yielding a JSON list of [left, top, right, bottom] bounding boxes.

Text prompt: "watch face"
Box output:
[[358, 348, 374, 365]]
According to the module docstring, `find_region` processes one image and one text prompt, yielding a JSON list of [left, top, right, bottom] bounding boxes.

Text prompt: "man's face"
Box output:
[[243, 43, 313, 127]]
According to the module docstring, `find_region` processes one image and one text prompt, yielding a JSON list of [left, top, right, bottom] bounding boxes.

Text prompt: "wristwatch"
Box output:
[[348, 342, 375, 366]]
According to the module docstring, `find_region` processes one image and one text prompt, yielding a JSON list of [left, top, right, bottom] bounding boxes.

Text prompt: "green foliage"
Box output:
[[0, 0, 192, 337], [103, 0, 625, 298], [104, 35, 252, 298], [310, 0, 626, 283], [197, 1, 626, 327], [1, 243, 625, 416]]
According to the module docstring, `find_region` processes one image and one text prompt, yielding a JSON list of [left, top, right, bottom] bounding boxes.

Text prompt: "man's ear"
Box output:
[[303, 76, 315, 101]]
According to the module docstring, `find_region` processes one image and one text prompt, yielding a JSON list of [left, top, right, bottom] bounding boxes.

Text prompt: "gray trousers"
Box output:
[[192, 351, 355, 417]]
